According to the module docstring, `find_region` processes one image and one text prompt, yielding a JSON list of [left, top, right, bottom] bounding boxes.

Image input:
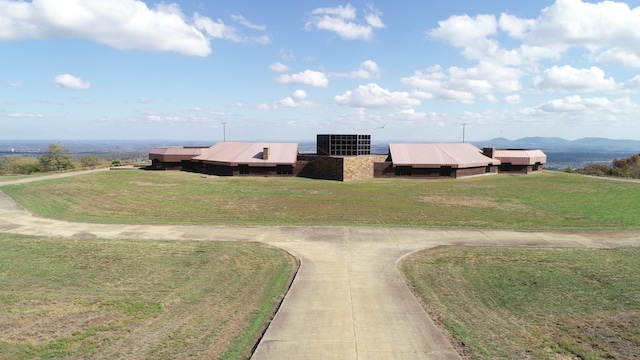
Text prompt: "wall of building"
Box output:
[[373, 162, 499, 179], [343, 155, 388, 181], [297, 155, 344, 181], [499, 163, 544, 174], [454, 166, 498, 178]]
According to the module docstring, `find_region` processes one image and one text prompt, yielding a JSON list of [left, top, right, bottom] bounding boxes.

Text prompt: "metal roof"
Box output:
[[493, 149, 547, 165], [193, 142, 299, 167], [149, 146, 209, 162], [389, 143, 501, 168]]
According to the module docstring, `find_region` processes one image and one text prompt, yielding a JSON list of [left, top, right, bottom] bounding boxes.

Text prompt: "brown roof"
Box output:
[[149, 146, 209, 162], [493, 149, 547, 165], [389, 143, 500, 168], [193, 142, 299, 167]]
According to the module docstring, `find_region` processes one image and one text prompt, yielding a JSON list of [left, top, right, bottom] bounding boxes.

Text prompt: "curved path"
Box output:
[[0, 172, 621, 359]]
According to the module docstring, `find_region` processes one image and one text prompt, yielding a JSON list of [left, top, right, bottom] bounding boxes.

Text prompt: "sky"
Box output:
[[2, 0, 640, 143]]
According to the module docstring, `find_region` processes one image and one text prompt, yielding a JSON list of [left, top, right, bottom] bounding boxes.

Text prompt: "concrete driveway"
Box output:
[[0, 175, 619, 359]]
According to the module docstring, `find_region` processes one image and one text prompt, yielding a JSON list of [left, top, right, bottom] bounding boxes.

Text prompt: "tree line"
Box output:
[[567, 153, 640, 179], [0, 144, 113, 175]]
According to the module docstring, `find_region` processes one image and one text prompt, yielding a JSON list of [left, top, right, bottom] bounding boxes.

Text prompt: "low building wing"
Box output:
[[149, 146, 209, 163], [493, 149, 547, 165], [193, 142, 299, 167], [389, 143, 500, 168]]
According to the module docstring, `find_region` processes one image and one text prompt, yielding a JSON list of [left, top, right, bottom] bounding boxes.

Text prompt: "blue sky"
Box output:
[[2, 0, 640, 143]]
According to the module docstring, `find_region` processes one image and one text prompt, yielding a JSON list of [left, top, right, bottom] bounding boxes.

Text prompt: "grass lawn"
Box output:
[[1, 169, 639, 230], [0, 234, 297, 360], [400, 246, 640, 359]]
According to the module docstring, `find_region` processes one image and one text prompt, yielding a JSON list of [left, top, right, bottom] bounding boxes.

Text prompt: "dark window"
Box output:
[[440, 166, 452, 177], [395, 166, 412, 176], [277, 165, 292, 175], [239, 164, 250, 175]]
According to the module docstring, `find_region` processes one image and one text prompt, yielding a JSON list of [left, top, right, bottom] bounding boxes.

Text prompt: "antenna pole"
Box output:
[[222, 122, 227, 141], [461, 123, 467, 143]]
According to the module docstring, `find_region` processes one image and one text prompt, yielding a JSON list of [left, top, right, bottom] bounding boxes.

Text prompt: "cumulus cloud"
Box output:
[[333, 83, 421, 108], [305, 3, 384, 41], [259, 89, 317, 109], [427, 0, 640, 68], [269, 62, 291, 73], [276, 70, 329, 87], [330, 60, 381, 79], [402, 62, 522, 104], [429, 14, 497, 48], [54, 74, 90, 90], [0, 0, 270, 56], [523, 95, 637, 116], [533, 65, 619, 93]]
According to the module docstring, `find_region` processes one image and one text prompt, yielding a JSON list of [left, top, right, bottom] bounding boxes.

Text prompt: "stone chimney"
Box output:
[[263, 147, 270, 160]]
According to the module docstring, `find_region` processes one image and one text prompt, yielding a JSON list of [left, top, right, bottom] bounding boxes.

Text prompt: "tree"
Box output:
[[80, 155, 106, 168], [38, 144, 74, 172], [0, 155, 39, 175]]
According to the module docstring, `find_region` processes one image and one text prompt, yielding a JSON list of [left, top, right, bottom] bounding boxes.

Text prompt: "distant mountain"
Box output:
[[473, 137, 640, 153], [472, 137, 640, 170]]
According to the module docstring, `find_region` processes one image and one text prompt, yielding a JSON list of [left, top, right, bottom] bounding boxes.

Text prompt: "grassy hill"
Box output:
[[2, 169, 639, 230]]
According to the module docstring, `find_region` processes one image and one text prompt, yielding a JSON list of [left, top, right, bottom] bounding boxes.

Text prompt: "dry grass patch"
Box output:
[[2, 169, 640, 229], [400, 246, 640, 359], [0, 234, 297, 360]]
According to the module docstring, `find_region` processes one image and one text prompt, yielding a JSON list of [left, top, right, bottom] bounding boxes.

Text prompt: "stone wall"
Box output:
[[343, 155, 388, 181], [297, 155, 344, 181]]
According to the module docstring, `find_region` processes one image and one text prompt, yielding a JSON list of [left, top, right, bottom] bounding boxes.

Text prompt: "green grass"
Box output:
[[400, 246, 640, 359], [0, 233, 296, 360], [1, 170, 639, 230]]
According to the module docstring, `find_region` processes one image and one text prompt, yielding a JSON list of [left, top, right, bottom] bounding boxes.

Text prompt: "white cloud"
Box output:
[[194, 14, 270, 45], [595, 48, 640, 68], [524, 95, 637, 116], [429, 14, 497, 47], [426, 1, 640, 68], [6, 112, 44, 118], [259, 89, 317, 110], [269, 62, 291, 73], [333, 83, 421, 108], [330, 60, 381, 79], [276, 70, 329, 87], [7, 82, 23, 88], [230, 14, 266, 31], [0, 0, 212, 56], [279, 48, 295, 60], [533, 65, 619, 93], [402, 62, 522, 104], [626, 75, 640, 90], [498, 13, 535, 38], [0, 0, 271, 56], [305, 3, 384, 41], [54, 74, 90, 90]]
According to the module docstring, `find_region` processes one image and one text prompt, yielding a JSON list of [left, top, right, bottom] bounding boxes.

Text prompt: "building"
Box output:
[[191, 142, 300, 176], [147, 136, 546, 181], [316, 134, 371, 156], [374, 143, 501, 178], [148, 146, 209, 170], [483, 148, 547, 174]]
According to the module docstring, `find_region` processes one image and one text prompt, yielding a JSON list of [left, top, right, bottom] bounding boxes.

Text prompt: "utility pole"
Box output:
[[222, 122, 227, 141], [461, 123, 467, 143]]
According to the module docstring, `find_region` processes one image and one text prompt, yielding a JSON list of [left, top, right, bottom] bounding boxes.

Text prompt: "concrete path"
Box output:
[[0, 184, 616, 359]]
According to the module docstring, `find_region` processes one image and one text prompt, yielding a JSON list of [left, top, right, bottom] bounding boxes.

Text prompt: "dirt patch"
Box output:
[[418, 195, 530, 211], [0, 301, 123, 345], [563, 311, 640, 359]]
